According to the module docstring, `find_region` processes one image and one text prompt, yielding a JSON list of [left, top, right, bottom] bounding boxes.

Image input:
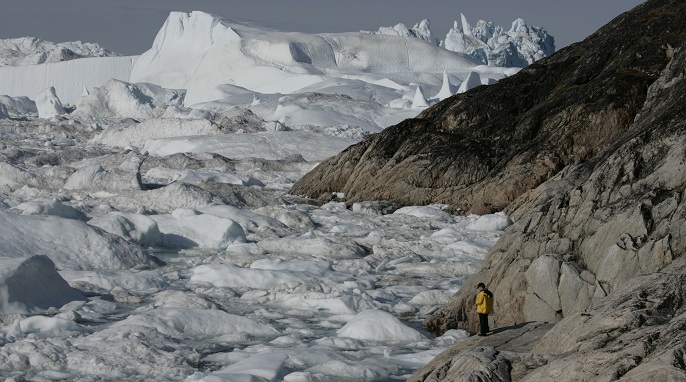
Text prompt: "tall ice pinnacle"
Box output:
[[460, 14, 473, 37]]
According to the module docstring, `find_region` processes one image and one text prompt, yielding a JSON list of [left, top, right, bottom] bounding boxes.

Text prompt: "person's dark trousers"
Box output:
[[478, 313, 489, 335]]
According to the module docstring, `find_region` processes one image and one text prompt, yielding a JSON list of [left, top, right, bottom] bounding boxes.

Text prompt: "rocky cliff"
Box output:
[[293, 0, 686, 380], [421, 0, 686, 333], [413, 1, 686, 380]]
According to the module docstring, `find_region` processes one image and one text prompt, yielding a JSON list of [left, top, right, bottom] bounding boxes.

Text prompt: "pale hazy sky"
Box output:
[[1, 0, 645, 55]]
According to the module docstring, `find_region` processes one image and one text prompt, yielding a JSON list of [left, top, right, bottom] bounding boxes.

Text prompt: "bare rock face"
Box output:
[[424, 22, 686, 335], [290, 0, 685, 213], [410, 1, 686, 380], [411, 256, 686, 381], [528, 258, 686, 381]]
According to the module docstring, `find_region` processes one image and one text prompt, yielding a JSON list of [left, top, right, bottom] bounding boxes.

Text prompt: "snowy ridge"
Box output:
[[131, 11, 483, 105], [0, 10, 518, 116], [363, 19, 440, 45]]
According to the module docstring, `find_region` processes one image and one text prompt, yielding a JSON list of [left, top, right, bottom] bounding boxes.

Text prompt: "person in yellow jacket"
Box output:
[[475, 282, 494, 336]]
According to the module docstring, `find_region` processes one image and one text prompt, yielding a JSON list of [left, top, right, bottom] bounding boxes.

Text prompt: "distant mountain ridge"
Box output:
[[0, 37, 119, 67], [364, 14, 555, 67]]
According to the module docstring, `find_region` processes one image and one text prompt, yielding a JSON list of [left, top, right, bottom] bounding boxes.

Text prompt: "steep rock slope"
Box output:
[[409, 2, 686, 381], [289, 0, 685, 213], [411, 257, 686, 381], [423, 0, 686, 334]]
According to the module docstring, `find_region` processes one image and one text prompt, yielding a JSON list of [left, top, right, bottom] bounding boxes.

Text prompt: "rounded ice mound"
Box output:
[[466, 212, 513, 231], [393, 205, 454, 220], [336, 309, 427, 341], [115, 308, 279, 340], [35, 86, 66, 119], [12, 198, 87, 220], [200, 352, 289, 381], [88, 212, 164, 248], [94, 117, 221, 148], [4, 315, 88, 338], [0, 212, 158, 270], [0, 255, 85, 314], [73, 79, 185, 120], [150, 210, 246, 249]]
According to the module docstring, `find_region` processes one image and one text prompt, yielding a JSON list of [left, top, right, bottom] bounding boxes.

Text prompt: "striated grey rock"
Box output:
[[410, 322, 552, 382], [529, 258, 686, 381], [411, 256, 686, 381], [425, 21, 686, 335], [403, 0, 686, 380], [524, 255, 563, 322]]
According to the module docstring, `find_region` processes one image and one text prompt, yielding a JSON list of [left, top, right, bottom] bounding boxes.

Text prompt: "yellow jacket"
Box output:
[[476, 290, 493, 314]]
